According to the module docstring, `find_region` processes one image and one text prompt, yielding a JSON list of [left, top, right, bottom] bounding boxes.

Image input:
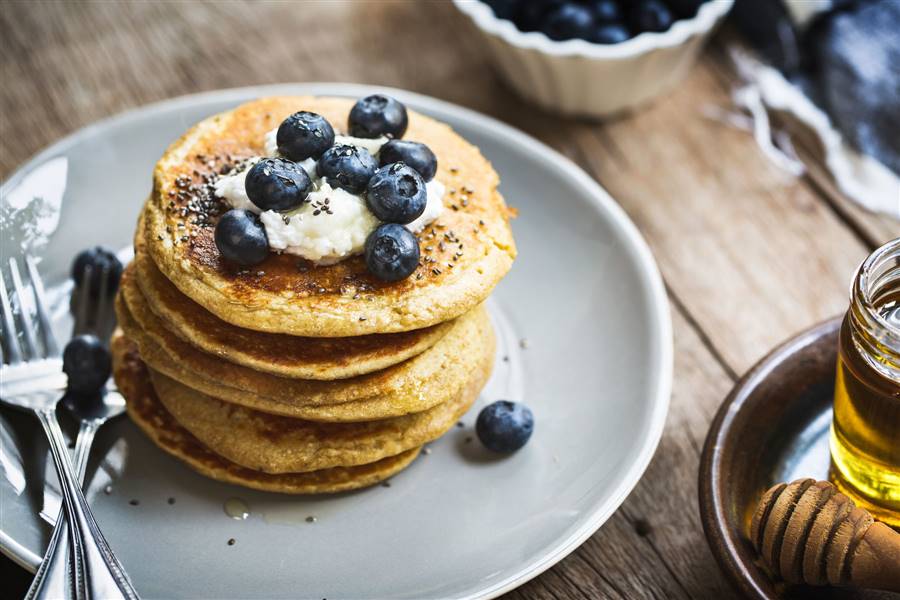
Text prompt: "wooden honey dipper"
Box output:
[[750, 478, 900, 592]]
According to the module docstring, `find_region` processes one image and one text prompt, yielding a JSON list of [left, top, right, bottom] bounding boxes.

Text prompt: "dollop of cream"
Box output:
[[214, 128, 443, 264]]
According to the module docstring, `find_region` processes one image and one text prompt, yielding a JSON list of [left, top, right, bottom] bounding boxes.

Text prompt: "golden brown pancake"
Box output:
[[146, 349, 487, 473], [117, 276, 495, 422], [132, 233, 452, 380], [145, 96, 516, 337], [112, 333, 420, 494]]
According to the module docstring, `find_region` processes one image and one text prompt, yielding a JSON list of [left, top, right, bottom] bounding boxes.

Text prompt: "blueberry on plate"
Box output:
[[591, 0, 622, 23], [214, 209, 269, 266], [366, 163, 428, 224], [348, 94, 409, 139], [317, 144, 378, 194], [476, 400, 534, 453], [276, 111, 335, 161], [378, 140, 438, 182], [590, 22, 631, 44], [63, 334, 111, 395], [364, 223, 420, 282], [245, 158, 312, 212], [71, 247, 123, 297], [542, 2, 594, 40], [629, 0, 674, 33]]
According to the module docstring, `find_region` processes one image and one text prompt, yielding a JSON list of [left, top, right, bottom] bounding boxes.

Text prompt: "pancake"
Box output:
[[145, 95, 516, 337], [117, 274, 495, 422], [133, 234, 452, 380], [146, 344, 487, 473], [112, 333, 420, 494]]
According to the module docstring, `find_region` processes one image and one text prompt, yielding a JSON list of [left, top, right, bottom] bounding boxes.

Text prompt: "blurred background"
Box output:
[[2, 1, 897, 598]]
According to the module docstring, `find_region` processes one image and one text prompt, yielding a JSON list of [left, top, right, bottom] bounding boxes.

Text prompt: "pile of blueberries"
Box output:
[[215, 94, 439, 283], [482, 0, 709, 43]]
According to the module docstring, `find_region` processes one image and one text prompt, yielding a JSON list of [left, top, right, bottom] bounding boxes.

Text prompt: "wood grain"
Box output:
[[1, 1, 897, 598]]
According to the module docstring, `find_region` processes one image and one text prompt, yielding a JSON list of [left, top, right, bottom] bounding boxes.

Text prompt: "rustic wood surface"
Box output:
[[1, 1, 897, 598]]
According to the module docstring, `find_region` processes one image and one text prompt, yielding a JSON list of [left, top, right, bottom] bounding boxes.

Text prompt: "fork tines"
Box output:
[[0, 256, 60, 365]]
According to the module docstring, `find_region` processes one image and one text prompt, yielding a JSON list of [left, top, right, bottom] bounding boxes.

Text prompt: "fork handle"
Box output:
[[34, 408, 140, 600], [26, 420, 98, 600]]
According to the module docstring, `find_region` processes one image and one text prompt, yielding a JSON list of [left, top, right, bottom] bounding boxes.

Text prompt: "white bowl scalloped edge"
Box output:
[[453, 0, 734, 117]]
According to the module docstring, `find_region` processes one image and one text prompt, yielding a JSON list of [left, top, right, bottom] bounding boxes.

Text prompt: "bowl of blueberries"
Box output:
[[454, 0, 733, 117]]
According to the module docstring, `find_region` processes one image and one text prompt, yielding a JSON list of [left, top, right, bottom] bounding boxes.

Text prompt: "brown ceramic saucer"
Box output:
[[698, 317, 897, 600]]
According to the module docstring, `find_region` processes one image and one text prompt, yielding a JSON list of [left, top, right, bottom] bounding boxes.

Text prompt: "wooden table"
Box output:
[[2, 2, 897, 598]]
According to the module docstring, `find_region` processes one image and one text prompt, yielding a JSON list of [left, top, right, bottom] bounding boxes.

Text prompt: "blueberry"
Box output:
[[276, 111, 335, 161], [591, 0, 622, 22], [364, 223, 420, 282], [590, 23, 631, 43], [476, 400, 534, 453], [666, 0, 705, 19], [541, 3, 594, 40], [214, 209, 269, 266], [484, 0, 519, 20], [513, 0, 562, 32], [378, 140, 438, 182], [245, 158, 312, 212], [366, 163, 428, 224], [317, 144, 378, 194], [63, 334, 111, 395], [71, 247, 123, 297], [348, 95, 408, 139], [629, 0, 674, 33]]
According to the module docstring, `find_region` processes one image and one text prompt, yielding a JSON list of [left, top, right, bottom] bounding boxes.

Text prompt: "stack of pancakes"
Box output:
[[112, 97, 516, 494]]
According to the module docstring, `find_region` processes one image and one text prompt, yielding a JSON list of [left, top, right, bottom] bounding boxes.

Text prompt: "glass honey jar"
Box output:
[[830, 237, 900, 528]]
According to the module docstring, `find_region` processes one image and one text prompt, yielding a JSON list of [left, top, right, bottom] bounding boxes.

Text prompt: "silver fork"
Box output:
[[0, 256, 138, 600], [28, 263, 129, 600]]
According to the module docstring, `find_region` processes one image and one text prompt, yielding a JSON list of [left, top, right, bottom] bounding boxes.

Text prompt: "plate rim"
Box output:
[[698, 316, 842, 600], [1, 82, 673, 599]]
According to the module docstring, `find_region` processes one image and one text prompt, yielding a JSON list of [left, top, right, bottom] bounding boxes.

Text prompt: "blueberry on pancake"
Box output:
[[366, 163, 427, 224], [378, 140, 438, 181], [245, 157, 312, 212], [214, 209, 269, 266], [316, 144, 378, 194], [365, 223, 420, 282], [348, 94, 408, 139], [276, 111, 335, 161]]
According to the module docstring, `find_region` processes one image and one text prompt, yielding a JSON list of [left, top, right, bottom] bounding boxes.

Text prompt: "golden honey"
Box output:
[[829, 238, 900, 528]]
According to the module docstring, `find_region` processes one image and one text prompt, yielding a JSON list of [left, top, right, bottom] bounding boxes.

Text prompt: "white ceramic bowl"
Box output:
[[453, 0, 733, 118]]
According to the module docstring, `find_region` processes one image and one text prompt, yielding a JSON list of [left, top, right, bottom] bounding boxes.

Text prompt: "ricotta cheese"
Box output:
[[214, 128, 443, 264]]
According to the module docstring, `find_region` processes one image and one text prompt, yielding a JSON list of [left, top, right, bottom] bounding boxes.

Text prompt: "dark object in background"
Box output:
[[63, 334, 111, 395], [807, 1, 900, 175], [627, 0, 675, 34], [732, 0, 900, 176], [71, 246, 122, 297], [482, 0, 710, 43], [542, 3, 595, 41]]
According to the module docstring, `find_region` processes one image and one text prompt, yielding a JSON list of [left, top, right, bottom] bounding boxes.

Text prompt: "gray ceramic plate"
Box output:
[[0, 84, 671, 599]]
